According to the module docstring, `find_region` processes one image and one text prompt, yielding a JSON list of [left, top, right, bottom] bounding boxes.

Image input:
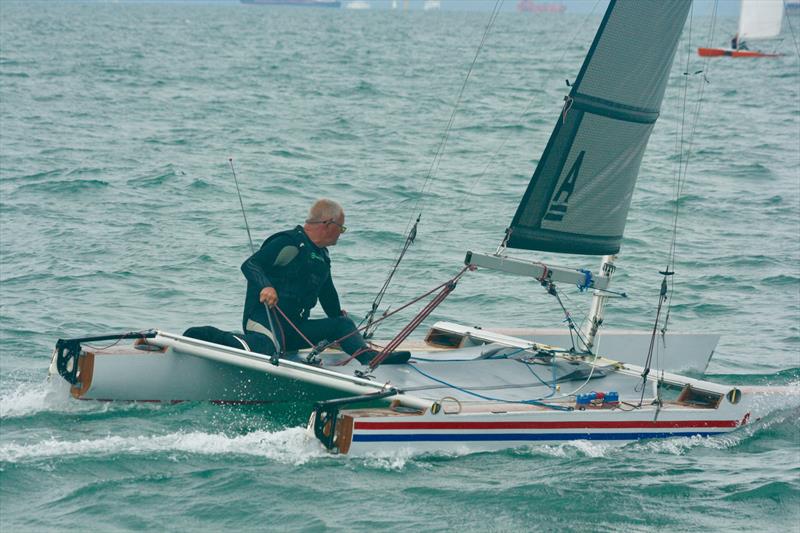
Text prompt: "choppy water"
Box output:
[[1, 2, 799, 531]]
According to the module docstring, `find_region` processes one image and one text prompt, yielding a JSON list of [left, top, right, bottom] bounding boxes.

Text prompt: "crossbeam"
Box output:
[[465, 251, 610, 290]]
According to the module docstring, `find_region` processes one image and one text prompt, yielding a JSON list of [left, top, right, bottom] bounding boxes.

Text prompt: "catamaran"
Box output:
[[698, 0, 785, 57], [50, 0, 763, 455]]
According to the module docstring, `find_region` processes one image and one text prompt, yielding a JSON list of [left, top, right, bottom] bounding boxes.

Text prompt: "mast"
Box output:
[[580, 255, 616, 351]]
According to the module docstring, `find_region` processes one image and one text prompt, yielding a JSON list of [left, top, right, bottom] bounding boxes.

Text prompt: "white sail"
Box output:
[[739, 0, 784, 41]]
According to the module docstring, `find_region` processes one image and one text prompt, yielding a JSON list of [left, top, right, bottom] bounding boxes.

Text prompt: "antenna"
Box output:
[[227, 158, 283, 359], [229, 158, 255, 254]]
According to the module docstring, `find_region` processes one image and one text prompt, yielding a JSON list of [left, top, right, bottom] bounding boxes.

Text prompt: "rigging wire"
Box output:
[[401, 0, 505, 238], [359, 215, 419, 338], [456, 0, 604, 213], [228, 158, 283, 355], [783, 3, 800, 59], [365, 1, 504, 337], [541, 279, 592, 354], [228, 158, 255, 254], [377, 0, 607, 336], [660, 1, 718, 340]]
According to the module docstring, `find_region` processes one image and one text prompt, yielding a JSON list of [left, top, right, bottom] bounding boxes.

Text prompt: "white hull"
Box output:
[[48, 323, 718, 402], [50, 325, 752, 456], [309, 395, 749, 456]]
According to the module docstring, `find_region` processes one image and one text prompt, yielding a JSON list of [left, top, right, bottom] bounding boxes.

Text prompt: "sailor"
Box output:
[[731, 33, 748, 50], [240, 198, 409, 365]]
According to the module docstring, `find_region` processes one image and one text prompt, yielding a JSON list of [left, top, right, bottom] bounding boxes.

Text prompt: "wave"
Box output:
[[0, 427, 324, 465], [14, 178, 110, 194], [0, 379, 99, 420], [126, 166, 187, 188], [722, 481, 799, 503], [762, 274, 800, 287]]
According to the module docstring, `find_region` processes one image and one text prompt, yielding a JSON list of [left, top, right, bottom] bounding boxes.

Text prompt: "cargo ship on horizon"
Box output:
[[241, 0, 341, 7]]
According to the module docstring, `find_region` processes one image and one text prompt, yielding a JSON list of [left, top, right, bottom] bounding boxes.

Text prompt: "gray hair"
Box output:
[[307, 198, 343, 222]]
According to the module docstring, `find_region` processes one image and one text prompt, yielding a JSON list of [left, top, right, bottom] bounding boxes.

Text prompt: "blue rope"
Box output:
[[523, 357, 557, 391], [406, 362, 572, 411], [411, 347, 527, 363]]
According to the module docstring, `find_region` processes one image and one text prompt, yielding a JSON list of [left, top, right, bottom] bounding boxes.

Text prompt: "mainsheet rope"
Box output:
[[368, 266, 470, 370], [269, 266, 471, 366]]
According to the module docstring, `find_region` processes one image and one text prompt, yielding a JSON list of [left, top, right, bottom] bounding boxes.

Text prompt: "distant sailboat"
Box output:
[[698, 0, 784, 57]]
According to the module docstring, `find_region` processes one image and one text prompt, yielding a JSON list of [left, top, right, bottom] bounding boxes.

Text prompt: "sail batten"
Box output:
[[507, 0, 691, 256]]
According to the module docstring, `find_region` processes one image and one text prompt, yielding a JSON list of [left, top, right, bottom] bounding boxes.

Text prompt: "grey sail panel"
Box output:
[[507, 0, 691, 255]]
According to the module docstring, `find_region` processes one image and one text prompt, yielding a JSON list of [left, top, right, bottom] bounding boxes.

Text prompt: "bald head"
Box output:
[[306, 199, 343, 223], [304, 198, 346, 248]]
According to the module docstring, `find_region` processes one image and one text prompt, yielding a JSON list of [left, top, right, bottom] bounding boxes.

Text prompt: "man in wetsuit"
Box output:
[[240, 198, 408, 365]]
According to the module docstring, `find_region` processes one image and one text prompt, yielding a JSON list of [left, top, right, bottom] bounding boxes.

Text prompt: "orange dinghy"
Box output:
[[698, 47, 780, 58]]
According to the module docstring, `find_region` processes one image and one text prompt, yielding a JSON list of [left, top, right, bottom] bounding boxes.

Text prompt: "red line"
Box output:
[[84, 398, 271, 405], [353, 420, 740, 430]]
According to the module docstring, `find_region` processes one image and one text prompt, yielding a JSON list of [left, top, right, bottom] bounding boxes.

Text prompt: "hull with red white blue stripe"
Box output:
[[314, 401, 750, 456]]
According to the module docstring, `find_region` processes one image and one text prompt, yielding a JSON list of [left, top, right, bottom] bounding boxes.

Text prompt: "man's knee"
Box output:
[[332, 315, 357, 333], [243, 332, 277, 356], [184, 326, 234, 346]]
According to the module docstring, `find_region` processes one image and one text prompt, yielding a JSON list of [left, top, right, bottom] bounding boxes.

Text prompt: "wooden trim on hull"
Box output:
[[70, 351, 95, 399]]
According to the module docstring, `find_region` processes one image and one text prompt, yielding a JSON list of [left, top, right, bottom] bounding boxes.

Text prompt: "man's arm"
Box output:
[[318, 275, 342, 318], [241, 235, 299, 306]]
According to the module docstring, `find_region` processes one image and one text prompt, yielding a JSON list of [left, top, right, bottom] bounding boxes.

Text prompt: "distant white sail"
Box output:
[[739, 0, 784, 41]]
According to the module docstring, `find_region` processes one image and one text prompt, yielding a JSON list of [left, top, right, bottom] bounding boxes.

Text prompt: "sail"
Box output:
[[739, 0, 784, 41], [506, 0, 691, 255]]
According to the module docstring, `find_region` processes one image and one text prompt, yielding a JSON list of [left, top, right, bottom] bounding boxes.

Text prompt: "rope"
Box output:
[[360, 215, 420, 339], [405, 362, 571, 411], [535, 262, 549, 283], [540, 279, 592, 354], [273, 305, 315, 349], [83, 330, 154, 351], [637, 274, 670, 406], [269, 268, 472, 365], [369, 266, 470, 369]]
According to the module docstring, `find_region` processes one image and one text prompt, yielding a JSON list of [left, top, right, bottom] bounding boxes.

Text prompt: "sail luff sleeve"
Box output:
[[507, 0, 692, 256]]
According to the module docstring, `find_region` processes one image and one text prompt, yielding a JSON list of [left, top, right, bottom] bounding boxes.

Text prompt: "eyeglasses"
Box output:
[[307, 219, 347, 233], [326, 220, 347, 233]]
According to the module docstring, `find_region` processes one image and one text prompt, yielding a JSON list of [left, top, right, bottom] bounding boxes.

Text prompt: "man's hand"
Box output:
[[260, 287, 278, 308]]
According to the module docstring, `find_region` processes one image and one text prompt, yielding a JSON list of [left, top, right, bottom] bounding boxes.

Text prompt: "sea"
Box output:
[[1, 2, 798, 531]]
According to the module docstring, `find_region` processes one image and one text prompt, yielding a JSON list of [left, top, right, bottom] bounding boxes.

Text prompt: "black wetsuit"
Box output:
[[239, 226, 368, 356]]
